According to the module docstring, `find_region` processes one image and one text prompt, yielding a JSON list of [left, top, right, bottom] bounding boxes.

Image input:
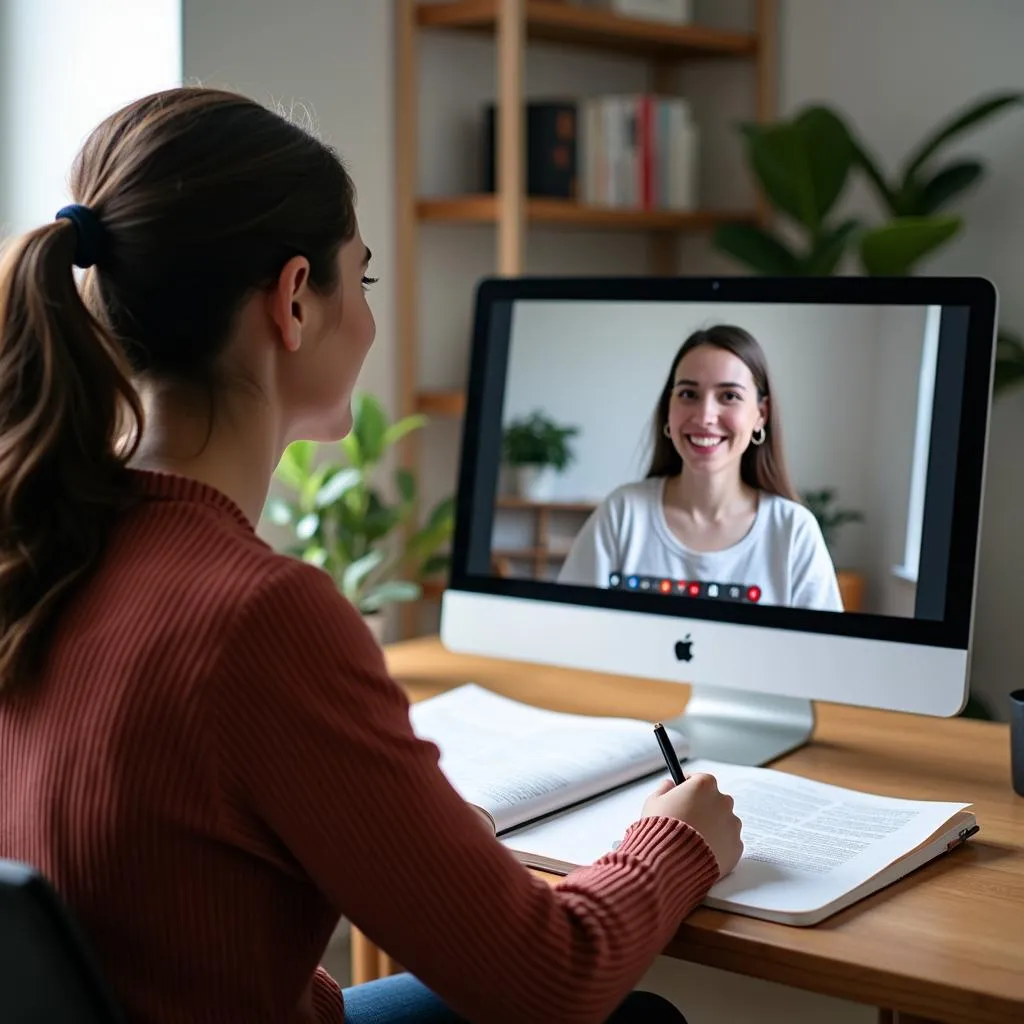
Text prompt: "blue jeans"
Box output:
[[342, 972, 687, 1023]]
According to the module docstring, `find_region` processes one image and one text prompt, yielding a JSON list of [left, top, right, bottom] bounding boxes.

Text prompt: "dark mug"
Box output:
[[1011, 690, 1024, 797]]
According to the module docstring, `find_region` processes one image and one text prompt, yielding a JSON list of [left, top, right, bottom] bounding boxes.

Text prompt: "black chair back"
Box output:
[[0, 859, 122, 1022]]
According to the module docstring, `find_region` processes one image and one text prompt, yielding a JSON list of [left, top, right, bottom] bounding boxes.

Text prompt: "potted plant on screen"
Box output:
[[801, 487, 865, 612], [502, 411, 579, 502], [263, 392, 454, 642]]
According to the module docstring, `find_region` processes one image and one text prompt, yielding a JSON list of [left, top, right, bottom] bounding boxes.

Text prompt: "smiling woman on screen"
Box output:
[[558, 324, 844, 612]]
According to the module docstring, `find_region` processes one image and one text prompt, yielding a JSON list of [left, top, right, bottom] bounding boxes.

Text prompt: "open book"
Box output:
[[499, 760, 978, 926], [408, 683, 687, 834], [410, 685, 978, 927]]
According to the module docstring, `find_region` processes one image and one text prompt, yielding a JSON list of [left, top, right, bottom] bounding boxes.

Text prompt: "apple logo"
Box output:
[[674, 634, 693, 662]]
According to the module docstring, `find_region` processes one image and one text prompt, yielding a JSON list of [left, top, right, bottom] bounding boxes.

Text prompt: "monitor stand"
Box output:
[[663, 685, 815, 767]]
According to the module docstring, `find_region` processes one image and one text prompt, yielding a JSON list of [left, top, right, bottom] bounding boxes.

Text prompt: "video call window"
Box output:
[[486, 300, 963, 623]]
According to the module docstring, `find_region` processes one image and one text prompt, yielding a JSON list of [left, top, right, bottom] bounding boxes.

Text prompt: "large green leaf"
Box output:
[[425, 495, 455, 532], [849, 137, 896, 211], [395, 468, 416, 506], [914, 160, 984, 214], [858, 216, 961, 276], [315, 467, 362, 508], [341, 549, 384, 603], [275, 440, 316, 491], [263, 497, 296, 526], [419, 553, 450, 578], [994, 329, 1024, 395], [406, 514, 454, 563], [803, 218, 861, 275], [340, 431, 362, 469], [295, 512, 320, 541], [359, 579, 422, 614], [742, 106, 856, 231], [712, 223, 800, 274], [901, 91, 1023, 183], [302, 545, 329, 569], [353, 392, 389, 466], [382, 413, 428, 449], [299, 463, 332, 513]]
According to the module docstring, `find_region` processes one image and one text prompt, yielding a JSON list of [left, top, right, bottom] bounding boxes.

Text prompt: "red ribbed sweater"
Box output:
[[0, 470, 719, 1024]]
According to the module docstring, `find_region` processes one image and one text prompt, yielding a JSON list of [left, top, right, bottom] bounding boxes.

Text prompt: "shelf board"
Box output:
[[418, 195, 753, 231], [416, 389, 466, 417], [417, 1, 758, 59]]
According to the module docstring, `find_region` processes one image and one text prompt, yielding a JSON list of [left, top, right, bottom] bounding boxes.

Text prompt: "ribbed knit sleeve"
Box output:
[[212, 560, 720, 1024]]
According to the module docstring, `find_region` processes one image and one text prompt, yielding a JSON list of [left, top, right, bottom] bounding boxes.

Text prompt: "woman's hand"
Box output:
[[641, 772, 743, 877]]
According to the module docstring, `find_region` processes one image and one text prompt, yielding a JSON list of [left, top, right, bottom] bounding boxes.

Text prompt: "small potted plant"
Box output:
[[502, 411, 579, 501], [264, 392, 454, 642], [802, 487, 865, 612]]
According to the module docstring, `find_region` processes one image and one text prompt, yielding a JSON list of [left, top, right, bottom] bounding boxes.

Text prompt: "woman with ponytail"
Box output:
[[0, 88, 739, 1024]]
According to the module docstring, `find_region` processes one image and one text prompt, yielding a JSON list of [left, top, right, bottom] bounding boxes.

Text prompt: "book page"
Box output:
[[409, 684, 684, 833], [500, 758, 972, 919]]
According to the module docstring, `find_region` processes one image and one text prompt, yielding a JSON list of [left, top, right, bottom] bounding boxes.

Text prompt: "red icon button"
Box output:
[[659, 579, 672, 593], [747, 585, 762, 602], [688, 582, 701, 597]]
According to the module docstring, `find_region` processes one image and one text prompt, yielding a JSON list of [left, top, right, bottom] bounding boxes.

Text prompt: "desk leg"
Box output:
[[878, 1011, 941, 1024], [377, 948, 404, 977], [351, 927, 382, 985]]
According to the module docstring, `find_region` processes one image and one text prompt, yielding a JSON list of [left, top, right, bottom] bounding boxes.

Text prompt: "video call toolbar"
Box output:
[[608, 573, 762, 604]]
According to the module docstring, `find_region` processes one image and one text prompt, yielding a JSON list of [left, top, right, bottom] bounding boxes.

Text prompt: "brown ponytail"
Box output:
[[0, 85, 357, 694], [0, 221, 142, 692]]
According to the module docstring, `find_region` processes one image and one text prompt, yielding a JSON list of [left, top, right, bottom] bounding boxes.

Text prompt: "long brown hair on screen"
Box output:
[[645, 324, 800, 502], [0, 87, 358, 693]]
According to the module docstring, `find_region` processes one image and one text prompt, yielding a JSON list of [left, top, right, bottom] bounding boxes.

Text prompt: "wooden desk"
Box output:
[[351, 637, 1024, 1024]]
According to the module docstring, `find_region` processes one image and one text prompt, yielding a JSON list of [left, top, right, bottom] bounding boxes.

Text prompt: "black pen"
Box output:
[[653, 722, 686, 784]]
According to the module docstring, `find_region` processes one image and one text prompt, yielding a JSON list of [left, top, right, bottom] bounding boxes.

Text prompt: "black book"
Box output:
[[482, 100, 577, 199]]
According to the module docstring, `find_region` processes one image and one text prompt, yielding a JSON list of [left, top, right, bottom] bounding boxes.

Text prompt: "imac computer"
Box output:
[[440, 276, 997, 766]]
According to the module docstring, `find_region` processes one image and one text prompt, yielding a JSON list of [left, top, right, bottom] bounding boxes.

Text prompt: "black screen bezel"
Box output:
[[448, 275, 997, 652]]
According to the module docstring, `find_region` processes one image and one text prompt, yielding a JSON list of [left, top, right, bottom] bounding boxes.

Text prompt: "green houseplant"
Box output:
[[502, 411, 579, 501], [802, 487, 866, 612], [714, 91, 1022, 278], [264, 393, 454, 635], [713, 91, 1024, 392]]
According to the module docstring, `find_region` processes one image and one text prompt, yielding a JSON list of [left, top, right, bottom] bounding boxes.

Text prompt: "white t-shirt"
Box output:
[[557, 478, 844, 612]]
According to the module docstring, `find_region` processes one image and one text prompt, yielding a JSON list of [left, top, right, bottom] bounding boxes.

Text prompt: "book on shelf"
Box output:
[[483, 101, 578, 200], [479, 93, 698, 211], [578, 93, 698, 211], [410, 684, 979, 927]]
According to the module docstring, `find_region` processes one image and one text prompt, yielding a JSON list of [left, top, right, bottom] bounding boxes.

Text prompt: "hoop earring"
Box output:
[[663, 423, 672, 438], [751, 427, 766, 446]]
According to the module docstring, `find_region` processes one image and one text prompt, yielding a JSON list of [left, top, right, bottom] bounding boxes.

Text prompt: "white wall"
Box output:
[[0, 0, 181, 236], [181, 0, 398, 558]]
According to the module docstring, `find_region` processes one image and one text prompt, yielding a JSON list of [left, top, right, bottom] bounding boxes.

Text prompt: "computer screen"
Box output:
[[442, 277, 996, 764]]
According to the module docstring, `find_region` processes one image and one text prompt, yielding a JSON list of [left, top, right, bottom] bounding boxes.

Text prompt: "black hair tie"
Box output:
[[54, 203, 107, 269]]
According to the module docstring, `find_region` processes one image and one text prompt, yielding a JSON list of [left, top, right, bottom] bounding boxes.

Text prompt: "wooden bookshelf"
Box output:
[[415, 389, 466, 417], [393, 0, 778, 631], [492, 497, 595, 579], [416, 1, 759, 59], [417, 196, 755, 231]]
